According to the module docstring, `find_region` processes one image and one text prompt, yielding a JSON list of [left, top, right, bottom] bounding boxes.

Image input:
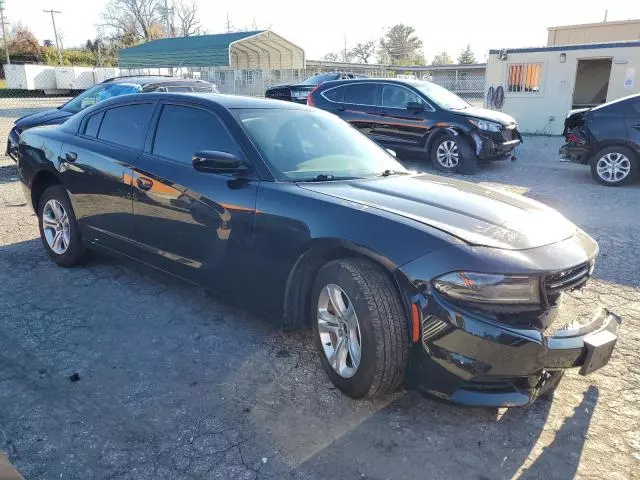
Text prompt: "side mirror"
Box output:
[[192, 150, 247, 174], [406, 101, 425, 112], [385, 148, 397, 157]]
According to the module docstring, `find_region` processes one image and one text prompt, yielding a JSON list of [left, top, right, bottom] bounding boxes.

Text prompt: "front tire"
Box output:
[[590, 146, 638, 186], [38, 185, 86, 267], [430, 134, 477, 175], [311, 258, 410, 398]]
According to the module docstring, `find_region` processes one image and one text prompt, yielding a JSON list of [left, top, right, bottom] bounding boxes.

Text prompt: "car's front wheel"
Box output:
[[38, 185, 86, 267], [590, 146, 638, 186], [311, 258, 410, 398], [430, 134, 477, 175]]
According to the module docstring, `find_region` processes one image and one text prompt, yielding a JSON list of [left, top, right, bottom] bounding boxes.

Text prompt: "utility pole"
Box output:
[[43, 9, 63, 65], [603, 9, 608, 22], [164, 0, 172, 37], [343, 32, 347, 63], [0, 0, 9, 65], [225, 14, 233, 33]]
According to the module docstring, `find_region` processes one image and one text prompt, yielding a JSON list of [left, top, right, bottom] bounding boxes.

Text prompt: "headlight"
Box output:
[[469, 118, 502, 132], [432, 272, 540, 304]]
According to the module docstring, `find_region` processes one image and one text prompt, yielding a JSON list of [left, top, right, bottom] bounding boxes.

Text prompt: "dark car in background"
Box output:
[[560, 93, 640, 186], [6, 75, 218, 161], [307, 78, 522, 174], [17, 92, 620, 406], [265, 72, 366, 104]]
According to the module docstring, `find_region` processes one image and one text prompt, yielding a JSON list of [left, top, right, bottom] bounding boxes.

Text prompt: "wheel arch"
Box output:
[[425, 126, 471, 154], [282, 239, 413, 332], [589, 141, 640, 167], [30, 168, 63, 212]]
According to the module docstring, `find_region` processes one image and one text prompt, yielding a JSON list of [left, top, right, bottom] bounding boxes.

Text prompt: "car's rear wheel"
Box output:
[[430, 134, 477, 175], [590, 146, 638, 186], [38, 185, 86, 267], [311, 258, 410, 398]]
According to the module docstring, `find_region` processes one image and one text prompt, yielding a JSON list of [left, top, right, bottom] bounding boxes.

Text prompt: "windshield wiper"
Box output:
[[299, 174, 361, 182], [377, 169, 409, 177]]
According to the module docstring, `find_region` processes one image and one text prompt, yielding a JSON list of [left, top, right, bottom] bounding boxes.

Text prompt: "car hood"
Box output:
[[14, 108, 72, 130], [299, 174, 576, 250], [457, 107, 517, 126]]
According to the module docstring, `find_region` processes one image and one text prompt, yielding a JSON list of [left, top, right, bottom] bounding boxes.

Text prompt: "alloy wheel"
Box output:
[[436, 140, 459, 168], [596, 152, 631, 183], [317, 283, 362, 378], [42, 199, 71, 255]]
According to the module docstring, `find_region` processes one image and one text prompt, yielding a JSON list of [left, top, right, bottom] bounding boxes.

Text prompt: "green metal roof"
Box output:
[[118, 31, 265, 68]]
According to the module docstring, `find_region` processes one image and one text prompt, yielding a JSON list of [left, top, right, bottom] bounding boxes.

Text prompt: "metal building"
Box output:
[[118, 31, 305, 69]]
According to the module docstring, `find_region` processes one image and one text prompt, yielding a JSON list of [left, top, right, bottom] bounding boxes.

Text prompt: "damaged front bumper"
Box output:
[[406, 291, 621, 407], [472, 127, 522, 160]]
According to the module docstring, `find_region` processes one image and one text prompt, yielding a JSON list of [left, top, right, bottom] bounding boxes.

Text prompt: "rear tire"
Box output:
[[38, 185, 86, 267], [590, 146, 638, 186], [430, 134, 477, 175], [311, 258, 410, 398]]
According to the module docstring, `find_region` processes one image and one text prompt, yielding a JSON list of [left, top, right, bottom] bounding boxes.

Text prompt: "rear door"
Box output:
[[372, 83, 434, 151], [333, 82, 380, 136], [131, 101, 259, 292], [59, 101, 155, 254]]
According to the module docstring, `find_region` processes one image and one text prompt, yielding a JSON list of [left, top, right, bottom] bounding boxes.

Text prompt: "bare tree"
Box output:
[[102, 0, 164, 42], [173, 0, 200, 36], [322, 52, 339, 62], [351, 40, 376, 64]]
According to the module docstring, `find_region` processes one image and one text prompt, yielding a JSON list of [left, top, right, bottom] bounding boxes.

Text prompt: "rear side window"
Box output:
[[322, 86, 345, 103], [630, 99, 640, 115], [344, 83, 377, 105], [97, 104, 155, 149], [84, 111, 104, 137], [152, 104, 240, 164]]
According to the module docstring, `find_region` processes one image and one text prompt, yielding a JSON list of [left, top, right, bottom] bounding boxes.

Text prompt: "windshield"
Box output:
[[411, 81, 469, 110], [233, 108, 408, 182], [61, 83, 143, 114], [300, 74, 338, 86]]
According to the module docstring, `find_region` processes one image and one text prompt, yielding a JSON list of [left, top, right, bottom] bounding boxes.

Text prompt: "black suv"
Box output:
[[265, 72, 366, 104], [6, 76, 218, 161], [308, 78, 521, 174], [560, 93, 640, 186]]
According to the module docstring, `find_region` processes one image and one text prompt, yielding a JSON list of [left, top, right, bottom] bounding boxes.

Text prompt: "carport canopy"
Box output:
[[118, 30, 305, 69]]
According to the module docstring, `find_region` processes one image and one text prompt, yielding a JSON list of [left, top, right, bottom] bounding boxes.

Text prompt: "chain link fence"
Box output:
[[0, 64, 486, 161]]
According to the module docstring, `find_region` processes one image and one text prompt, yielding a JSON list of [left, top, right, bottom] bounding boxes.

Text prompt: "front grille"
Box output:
[[265, 87, 291, 101], [422, 316, 449, 345], [544, 263, 591, 295]]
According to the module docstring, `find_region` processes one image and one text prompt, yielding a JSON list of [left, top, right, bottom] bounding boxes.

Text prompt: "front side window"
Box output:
[[97, 103, 155, 149], [152, 105, 240, 164], [62, 83, 143, 114], [344, 83, 377, 105], [380, 84, 423, 109], [233, 108, 408, 182], [507, 63, 543, 93]]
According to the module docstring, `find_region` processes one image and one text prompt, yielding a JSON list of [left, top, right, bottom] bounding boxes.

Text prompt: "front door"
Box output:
[[132, 102, 258, 293], [372, 83, 433, 152], [59, 102, 156, 254]]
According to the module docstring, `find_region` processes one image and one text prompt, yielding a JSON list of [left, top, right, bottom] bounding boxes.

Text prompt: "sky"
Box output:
[[4, 0, 640, 63]]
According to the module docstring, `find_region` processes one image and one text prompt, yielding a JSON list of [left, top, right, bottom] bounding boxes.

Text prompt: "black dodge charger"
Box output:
[[265, 72, 365, 104], [16, 93, 620, 406]]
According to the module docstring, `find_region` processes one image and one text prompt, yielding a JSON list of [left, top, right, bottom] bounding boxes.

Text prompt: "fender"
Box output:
[[424, 125, 470, 153]]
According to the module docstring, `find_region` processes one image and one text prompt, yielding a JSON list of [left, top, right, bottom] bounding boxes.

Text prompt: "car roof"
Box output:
[[102, 75, 211, 86], [81, 92, 311, 111], [318, 77, 426, 88]]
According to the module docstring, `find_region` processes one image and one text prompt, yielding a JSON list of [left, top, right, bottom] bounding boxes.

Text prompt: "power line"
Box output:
[[43, 9, 63, 65], [0, 0, 9, 65]]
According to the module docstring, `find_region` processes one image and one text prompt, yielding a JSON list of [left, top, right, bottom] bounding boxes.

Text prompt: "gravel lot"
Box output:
[[0, 98, 639, 480]]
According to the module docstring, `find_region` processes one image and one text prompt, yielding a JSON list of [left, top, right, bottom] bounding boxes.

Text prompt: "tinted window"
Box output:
[[97, 104, 154, 149], [631, 99, 640, 115], [152, 105, 239, 164], [344, 83, 377, 105], [322, 86, 345, 102], [380, 84, 423, 108], [84, 111, 104, 137], [301, 73, 339, 85]]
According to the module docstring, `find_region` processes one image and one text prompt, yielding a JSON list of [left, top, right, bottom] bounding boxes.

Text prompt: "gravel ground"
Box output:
[[0, 101, 639, 479]]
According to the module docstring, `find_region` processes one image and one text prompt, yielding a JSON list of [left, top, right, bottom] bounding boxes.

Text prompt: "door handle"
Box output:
[[64, 151, 77, 162], [136, 177, 153, 191], [632, 124, 640, 130], [377, 112, 387, 117], [336, 106, 346, 112]]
